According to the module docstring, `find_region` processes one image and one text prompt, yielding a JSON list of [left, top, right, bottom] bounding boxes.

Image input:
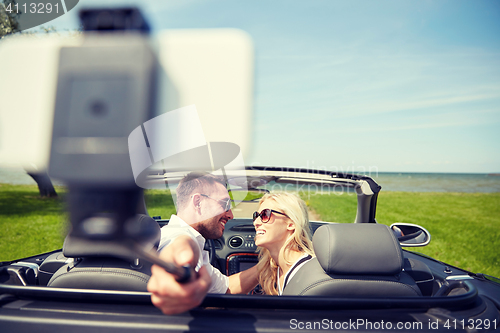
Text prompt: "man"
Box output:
[[147, 172, 258, 315]]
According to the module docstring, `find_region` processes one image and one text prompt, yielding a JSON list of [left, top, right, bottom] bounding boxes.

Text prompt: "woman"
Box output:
[[252, 192, 314, 295]]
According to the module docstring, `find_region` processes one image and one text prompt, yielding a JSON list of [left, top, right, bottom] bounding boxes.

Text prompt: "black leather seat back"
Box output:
[[47, 214, 160, 291], [47, 257, 153, 291], [283, 224, 422, 297]]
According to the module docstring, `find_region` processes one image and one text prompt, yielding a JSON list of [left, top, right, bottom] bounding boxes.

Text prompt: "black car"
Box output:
[[1, 166, 499, 332]]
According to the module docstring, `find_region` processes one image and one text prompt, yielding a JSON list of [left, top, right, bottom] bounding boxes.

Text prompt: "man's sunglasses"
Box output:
[[252, 209, 289, 223], [200, 194, 232, 212]]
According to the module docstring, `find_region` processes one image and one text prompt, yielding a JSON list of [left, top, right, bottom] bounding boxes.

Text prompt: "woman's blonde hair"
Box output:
[[255, 192, 314, 295]]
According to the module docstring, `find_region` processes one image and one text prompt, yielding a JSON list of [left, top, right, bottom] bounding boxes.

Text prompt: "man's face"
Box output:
[[195, 183, 233, 239]]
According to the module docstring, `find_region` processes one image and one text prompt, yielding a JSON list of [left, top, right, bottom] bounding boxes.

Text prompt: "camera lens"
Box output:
[[90, 100, 107, 117]]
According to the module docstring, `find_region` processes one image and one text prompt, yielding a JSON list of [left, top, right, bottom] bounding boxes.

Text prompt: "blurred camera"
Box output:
[[0, 7, 253, 243], [0, 7, 253, 178]]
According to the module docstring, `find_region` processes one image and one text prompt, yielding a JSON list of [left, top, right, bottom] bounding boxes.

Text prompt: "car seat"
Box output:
[[283, 223, 422, 297], [47, 214, 160, 291]]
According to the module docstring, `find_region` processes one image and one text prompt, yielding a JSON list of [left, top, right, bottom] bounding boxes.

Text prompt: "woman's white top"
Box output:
[[277, 253, 313, 295]]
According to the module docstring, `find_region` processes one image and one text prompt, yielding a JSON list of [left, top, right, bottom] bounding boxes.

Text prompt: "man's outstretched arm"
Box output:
[[148, 235, 211, 315]]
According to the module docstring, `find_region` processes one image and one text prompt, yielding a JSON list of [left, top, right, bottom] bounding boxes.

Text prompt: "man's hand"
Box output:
[[147, 235, 211, 315]]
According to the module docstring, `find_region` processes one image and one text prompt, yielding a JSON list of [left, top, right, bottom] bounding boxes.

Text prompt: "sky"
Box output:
[[23, 0, 500, 174]]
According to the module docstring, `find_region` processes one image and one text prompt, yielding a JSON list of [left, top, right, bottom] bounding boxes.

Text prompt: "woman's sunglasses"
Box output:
[[252, 209, 288, 223]]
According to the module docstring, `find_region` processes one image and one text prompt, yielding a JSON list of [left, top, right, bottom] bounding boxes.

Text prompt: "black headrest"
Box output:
[[63, 214, 160, 260], [313, 223, 403, 275]]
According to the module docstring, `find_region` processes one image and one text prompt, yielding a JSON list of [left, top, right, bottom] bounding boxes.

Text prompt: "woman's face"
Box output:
[[253, 199, 295, 252]]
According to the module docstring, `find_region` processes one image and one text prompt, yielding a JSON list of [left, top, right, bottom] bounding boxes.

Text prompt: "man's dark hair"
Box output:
[[176, 172, 226, 211]]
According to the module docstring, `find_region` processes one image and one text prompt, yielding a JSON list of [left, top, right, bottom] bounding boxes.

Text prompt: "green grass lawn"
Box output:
[[143, 189, 176, 218], [0, 184, 68, 261], [1, 184, 499, 278]]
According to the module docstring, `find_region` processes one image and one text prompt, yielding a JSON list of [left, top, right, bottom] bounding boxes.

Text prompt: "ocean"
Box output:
[[370, 172, 500, 193], [1, 167, 499, 193]]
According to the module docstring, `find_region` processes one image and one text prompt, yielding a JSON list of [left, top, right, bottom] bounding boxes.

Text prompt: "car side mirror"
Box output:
[[390, 223, 431, 247]]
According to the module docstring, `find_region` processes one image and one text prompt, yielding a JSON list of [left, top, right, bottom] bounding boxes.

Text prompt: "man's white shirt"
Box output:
[[158, 214, 229, 294]]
